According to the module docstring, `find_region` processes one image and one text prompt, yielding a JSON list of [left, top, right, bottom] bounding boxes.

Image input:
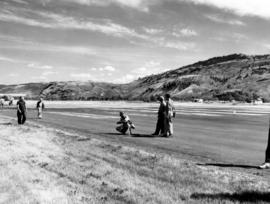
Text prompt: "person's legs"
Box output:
[[38, 108, 42, 118], [162, 116, 169, 137], [17, 112, 22, 124], [260, 127, 270, 169], [265, 127, 270, 162], [169, 121, 173, 136], [153, 117, 162, 135], [122, 124, 129, 134], [21, 112, 26, 124]]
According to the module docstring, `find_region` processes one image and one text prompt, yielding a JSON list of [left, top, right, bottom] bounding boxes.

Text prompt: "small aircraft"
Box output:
[[0, 93, 26, 108]]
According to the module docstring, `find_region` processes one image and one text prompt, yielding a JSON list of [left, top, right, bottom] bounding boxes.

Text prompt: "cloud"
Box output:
[[59, 0, 270, 18], [103, 65, 116, 71], [57, 0, 150, 11], [113, 74, 137, 84], [132, 60, 169, 77], [143, 28, 163, 35], [172, 28, 198, 37], [70, 73, 93, 80], [163, 41, 195, 50], [187, 0, 270, 19], [0, 9, 146, 39], [0, 34, 97, 55], [27, 63, 53, 69], [205, 14, 246, 26], [32, 71, 58, 80], [0, 56, 22, 63], [91, 65, 116, 72], [212, 32, 248, 43], [11, 0, 28, 4], [8, 73, 19, 77], [263, 44, 270, 49]]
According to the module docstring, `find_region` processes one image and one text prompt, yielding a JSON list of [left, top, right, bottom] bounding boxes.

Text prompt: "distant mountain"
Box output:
[[1, 53, 270, 102]]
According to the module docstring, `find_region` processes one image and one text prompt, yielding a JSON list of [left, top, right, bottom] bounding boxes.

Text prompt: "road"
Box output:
[[1, 103, 270, 166]]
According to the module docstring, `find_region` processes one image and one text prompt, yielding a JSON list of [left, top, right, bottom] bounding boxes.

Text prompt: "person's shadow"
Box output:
[[102, 133, 157, 137], [190, 191, 270, 202], [131, 133, 157, 138], [0, 122, 12, 125], [197, 163, 259, 169]]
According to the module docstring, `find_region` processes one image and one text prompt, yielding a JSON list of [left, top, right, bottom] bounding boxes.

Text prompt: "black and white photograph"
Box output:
[[0, 0, 270, 203]]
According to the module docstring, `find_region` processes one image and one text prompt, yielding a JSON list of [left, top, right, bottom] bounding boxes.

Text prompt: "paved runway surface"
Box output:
[[1, 103, 270, 166]]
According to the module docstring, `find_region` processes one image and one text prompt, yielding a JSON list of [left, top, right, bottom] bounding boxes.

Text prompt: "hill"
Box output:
[[0, 53, 269, 102]]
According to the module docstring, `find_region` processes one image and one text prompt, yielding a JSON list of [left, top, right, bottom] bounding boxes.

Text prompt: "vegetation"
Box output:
[[1, 116, 270, 203], [0, 53, 269, 102]]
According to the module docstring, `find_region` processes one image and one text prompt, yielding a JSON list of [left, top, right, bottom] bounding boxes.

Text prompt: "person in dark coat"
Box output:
[[259, 118, 270, 169], [152, 96, 166, 136], [17, 96, 27, 125], [163, 93, 176, 137]]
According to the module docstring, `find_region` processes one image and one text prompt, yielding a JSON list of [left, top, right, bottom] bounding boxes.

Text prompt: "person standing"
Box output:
[[163, 93, 176, 137], [17, 96, 27, 125], [36, 97, 45, 119], [152, 96, 166, 136], [259, 118, 270, 169]]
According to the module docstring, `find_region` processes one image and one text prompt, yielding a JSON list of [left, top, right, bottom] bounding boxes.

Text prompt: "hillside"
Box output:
[[0, 53, 270, 102]]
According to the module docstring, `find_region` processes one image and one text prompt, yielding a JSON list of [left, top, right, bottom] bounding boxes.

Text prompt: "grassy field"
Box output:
[[1, 115, 270, 204]]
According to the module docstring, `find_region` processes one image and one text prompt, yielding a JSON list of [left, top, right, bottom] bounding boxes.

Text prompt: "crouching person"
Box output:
[[116, 112, 135, 135]]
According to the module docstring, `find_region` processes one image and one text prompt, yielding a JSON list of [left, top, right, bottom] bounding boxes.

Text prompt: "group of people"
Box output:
[[8, 95, 270, 170], [16, 96, 45, 125], [152, 93, 176, 137], [116, 93, 176, 137]]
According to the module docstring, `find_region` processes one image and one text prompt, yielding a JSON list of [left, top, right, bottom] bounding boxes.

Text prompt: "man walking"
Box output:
[[36, 97, 45, 119], [17, 96, 27, 125], [163, 93, 176, 137], [152, 96, 166, 136]]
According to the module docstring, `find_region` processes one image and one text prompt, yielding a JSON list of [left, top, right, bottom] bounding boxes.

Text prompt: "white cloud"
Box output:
[[144, 28, 163, 35], [11, 0, 28, 4], [103, 66, 116, 72], [0, 9, 145, 39], [163, 41, 195, 50], [58, 0, 150, 11], [27, 63, 53, 69], [132, 60, 169, 77], [187, 0, 270, 19], [32, 71, 58, 80], [113, 74, 137, 84], [70, 73, 93, 80], [0, 56, 21, 63], [91, 65, 116, 72], [172, 28, 198, 37], [264, 44, 270, 49], [8, 73, 19, 77], [205, 14, 245, 26], [58, 0, 270, 18]]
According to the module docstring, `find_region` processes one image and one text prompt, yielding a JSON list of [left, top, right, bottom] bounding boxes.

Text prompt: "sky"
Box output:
[[0, 0, 270, 84]]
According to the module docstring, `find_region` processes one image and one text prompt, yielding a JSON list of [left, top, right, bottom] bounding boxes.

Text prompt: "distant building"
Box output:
[[194, 98, 203, 103]]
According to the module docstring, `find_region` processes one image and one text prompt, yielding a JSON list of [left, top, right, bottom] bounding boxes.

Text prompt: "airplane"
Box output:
[[0, 93, 26, 107]]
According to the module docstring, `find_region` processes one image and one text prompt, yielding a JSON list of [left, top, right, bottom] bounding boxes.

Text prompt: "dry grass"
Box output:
[[0, 116, 270, 203]]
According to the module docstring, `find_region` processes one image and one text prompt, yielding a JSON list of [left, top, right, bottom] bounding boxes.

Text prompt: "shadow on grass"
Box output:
[[197, 163, 259, 169], [0, 122, 12, 125], [131, 133, 156, 138], [103, 132, 123, 136], [191, 191, 270, 202], [102, 133, 156, 138]]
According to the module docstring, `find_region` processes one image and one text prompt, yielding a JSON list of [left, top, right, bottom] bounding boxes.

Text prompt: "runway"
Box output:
[[1, 102, 269, 166]]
